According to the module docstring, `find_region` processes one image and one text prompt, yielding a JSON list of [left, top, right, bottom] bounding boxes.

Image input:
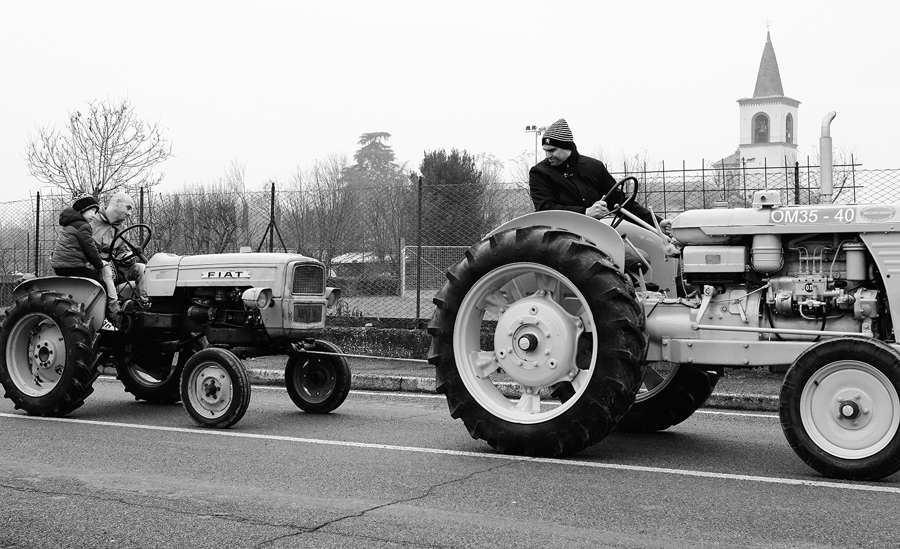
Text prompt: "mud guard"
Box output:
[[14, 276, 107, 333], [489, 211, 676, 293]]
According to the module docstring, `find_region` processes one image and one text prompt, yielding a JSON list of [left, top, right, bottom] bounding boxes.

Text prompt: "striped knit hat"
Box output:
[[542, 119, 575, 150]]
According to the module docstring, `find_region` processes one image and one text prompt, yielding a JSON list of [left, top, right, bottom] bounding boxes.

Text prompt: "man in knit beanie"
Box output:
[[529, 119, 672, 277], [529, 118, 668, 230]]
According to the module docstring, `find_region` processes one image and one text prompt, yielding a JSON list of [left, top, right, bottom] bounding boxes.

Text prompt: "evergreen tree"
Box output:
[[418, 149, 485, 246]]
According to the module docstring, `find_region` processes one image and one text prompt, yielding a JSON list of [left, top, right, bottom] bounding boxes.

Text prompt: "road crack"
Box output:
[[254, 460, 521, 548]]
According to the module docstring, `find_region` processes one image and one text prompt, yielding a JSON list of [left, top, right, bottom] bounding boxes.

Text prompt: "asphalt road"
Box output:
[[1, 378, 899, 549]]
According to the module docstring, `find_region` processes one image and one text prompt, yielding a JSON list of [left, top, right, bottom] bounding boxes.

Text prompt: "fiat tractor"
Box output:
[[0, 225, 347, 428], [428, 112, 900, 480]]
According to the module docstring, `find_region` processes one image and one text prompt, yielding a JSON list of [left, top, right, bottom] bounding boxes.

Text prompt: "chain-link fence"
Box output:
[[3, 162, 899, 323]]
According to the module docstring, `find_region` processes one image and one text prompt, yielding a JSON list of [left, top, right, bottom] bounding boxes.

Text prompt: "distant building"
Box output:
[[715, 32, 799, 170]]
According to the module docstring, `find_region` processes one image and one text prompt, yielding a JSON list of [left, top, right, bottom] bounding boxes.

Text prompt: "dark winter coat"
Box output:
[[51, 208, 104, 271], [529, 149, 659, 227]]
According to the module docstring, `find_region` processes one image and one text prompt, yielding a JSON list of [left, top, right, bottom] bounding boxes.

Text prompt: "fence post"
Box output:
[[807, 156, 812, 204], [701, 159, 706, 208], [851, 154, 857, 203], [269, 182, 275, 253], [415, 176, 423, 323], [34, 192, 41, 275], [721, 162, 726, 202], [794, 162, 800, 204]]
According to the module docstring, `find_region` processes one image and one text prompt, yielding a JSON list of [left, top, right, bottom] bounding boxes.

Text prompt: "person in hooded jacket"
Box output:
[[52, 194, 119, 330], [51, 194, 105, 286]]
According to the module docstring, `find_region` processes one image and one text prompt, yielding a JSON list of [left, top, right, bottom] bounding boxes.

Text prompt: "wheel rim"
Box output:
[[800, 360, 900, 459], [453, 262, 597, 424], [295, 359, 336, 404], [635, 362, 680, 403], [186, 363, 233, 419], [6, 313, 67, 397]]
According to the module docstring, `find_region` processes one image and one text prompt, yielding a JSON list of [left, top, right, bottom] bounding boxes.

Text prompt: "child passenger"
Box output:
[[51, 193, 117, 330]]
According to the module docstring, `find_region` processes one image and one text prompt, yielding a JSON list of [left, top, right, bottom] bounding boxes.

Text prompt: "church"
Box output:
[[717, 32, 799, 170]]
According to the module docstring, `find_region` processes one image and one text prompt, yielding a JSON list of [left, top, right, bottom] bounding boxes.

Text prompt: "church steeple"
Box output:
[[753, 32, 784, 97], [735, 31, 800, 169]]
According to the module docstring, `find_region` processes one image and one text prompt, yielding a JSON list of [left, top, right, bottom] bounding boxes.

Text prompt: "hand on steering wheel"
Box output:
[[598, 176, 639, 228], [110, 224, 153, 267]]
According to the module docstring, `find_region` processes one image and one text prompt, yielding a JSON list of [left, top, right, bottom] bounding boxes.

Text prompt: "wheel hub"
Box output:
[[193, 366, 232, 413], [32, 335, 63, 379], [835, 389, 872, 428], [493, 291, 582, 387]]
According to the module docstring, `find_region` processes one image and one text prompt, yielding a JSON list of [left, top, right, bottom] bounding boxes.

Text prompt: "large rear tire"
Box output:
[[180, 348, 251, 428], [116, 336, 208, 403], [780, 337, 900, 480], [0, 291, 97, 417], [428, 226, 645, 456], [616, 362, 719, 432], [285, 340, 351, 414]]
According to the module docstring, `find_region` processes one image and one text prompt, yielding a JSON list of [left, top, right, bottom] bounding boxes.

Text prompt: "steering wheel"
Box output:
[[600, 176, 639, 228], [110, 224, 152, 265]]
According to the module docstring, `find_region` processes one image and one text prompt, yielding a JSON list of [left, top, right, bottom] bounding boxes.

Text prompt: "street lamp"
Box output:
[[525, 125, 547, 165]]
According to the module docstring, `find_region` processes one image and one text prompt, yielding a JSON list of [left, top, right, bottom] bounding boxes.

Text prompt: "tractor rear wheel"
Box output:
[[428, 226, 645, 456], [616, 362, 719, 432], [116, 336, 208, 403], [0, 291, 98, 417], [780, 337, 900, 481]]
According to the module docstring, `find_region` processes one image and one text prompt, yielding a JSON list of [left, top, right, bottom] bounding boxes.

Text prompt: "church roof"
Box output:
[[753, 32, 784, 97]]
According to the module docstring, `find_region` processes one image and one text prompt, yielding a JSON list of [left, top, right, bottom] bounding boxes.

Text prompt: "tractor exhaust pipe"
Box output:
[[820, 111, 837, 204]]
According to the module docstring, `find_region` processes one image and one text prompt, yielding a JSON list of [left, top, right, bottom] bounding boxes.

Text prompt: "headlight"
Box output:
[[326, 287, 341, 308], [241, 287, 273, 309]]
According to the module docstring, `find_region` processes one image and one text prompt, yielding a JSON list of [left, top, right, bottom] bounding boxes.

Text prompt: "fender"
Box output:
[[14, 276, 107, 333], [488, 211, 677, 293]]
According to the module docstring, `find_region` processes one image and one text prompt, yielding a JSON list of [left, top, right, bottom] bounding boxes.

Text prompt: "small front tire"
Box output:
[[285, 340, 351, 414], [780, 337, 900, 481], [180, 348, 251, 428]]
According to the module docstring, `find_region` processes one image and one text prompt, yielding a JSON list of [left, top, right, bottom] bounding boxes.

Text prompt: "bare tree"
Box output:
[[281, 155, 356, 267], [25, 98, 172, 198], [150, 160, 246, 255]]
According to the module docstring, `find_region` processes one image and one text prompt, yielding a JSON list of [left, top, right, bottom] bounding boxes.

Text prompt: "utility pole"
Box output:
[[525, 125, 547, 165]]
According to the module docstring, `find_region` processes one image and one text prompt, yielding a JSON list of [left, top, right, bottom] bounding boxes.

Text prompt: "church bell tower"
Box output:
[[737, 32, 800, 169]]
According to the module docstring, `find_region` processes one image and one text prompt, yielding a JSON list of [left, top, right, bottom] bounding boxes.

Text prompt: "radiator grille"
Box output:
[[292, 264, 324, 295], [293, 304, 324, 324]]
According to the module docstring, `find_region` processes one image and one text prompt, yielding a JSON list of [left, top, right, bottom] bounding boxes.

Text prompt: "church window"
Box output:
[[786, 113, 794, 144], [753, 113, 769, 144]]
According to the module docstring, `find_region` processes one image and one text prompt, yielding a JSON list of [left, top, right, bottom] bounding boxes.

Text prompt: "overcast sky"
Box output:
[[2, 0, 898, 202]]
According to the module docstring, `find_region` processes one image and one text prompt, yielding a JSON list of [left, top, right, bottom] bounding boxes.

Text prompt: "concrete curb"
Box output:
[[247, 368, 781, 413]]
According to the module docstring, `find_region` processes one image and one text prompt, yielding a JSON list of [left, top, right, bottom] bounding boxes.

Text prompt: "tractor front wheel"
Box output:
[[780, 337, 900, 480], [180, 348, 251, 428], [285, 340, 351, 413]]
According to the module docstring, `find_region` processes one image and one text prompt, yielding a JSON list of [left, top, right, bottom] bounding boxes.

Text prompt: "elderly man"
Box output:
[[91, 192, 148, 314]]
